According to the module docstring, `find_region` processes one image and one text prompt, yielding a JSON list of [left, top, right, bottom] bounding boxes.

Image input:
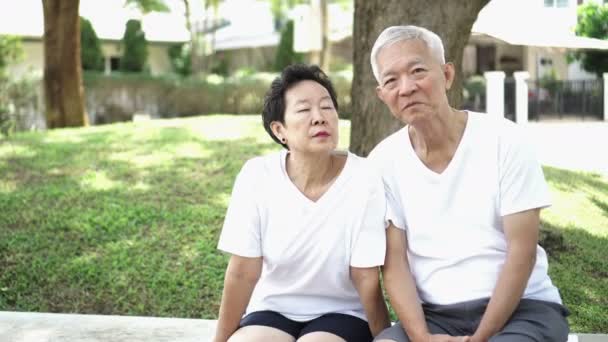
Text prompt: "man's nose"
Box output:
[[398, 76, 417, 96]]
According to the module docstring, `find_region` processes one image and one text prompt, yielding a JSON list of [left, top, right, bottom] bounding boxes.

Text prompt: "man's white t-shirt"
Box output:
[[368, 111, 562, 305], [217, 149, 387, 322]]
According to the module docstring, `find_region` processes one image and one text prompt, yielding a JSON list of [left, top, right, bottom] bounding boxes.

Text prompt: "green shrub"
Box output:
[[168, 43, 191, 76], [120, 19, 148, 73], [80, 16, 104, 72], [273, 20, 304, 71]]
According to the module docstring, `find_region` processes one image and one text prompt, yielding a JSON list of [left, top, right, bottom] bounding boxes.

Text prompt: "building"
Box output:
[[0, 0, 190, 76]]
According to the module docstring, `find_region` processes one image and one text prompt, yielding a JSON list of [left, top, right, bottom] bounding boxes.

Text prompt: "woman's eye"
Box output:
[[297, 108, 310, 113]]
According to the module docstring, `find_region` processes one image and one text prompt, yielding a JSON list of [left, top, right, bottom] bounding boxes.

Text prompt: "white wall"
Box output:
[[6, 39, 175, 76]]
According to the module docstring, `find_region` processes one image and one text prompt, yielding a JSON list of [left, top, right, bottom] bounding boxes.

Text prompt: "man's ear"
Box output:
[[443, 62, 456, 90], [376, 85, 385, 103]]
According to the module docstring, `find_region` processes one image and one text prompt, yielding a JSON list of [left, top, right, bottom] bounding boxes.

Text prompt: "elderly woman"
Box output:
[[213, 64, 390, 342]]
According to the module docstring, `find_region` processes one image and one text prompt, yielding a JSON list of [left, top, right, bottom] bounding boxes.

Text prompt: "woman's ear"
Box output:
[[270, 121, 285, 142]]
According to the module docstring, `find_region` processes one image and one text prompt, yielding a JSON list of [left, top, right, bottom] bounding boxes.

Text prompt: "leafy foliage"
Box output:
[[573, 2, 608, 77], [273, 20, 304, 71], [0, 35, 23, 72], [124, 0, 169, 14], [0, 35, 25, 137], [168, 43, 192, 76], [80, 17, 104, 72], [120, 19, 148, 73]]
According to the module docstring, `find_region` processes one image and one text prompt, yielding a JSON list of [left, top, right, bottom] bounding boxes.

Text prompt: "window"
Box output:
[[544, 0, 569, 7], [110, 57, 121, 71]]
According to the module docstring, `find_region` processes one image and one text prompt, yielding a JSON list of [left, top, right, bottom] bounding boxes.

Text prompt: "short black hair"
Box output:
[[262, 64, 339, 149]]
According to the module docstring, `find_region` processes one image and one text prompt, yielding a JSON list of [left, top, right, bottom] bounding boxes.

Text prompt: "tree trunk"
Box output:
[[42, 0, 88, 128], [182, 0, 199, 74], [319, 0, 331, 72], [350, 0, 489, 156]]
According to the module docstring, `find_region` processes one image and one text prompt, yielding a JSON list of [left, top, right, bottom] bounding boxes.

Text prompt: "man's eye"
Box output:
[[413, 68, 426, 73], [383, 79, 395, 86]]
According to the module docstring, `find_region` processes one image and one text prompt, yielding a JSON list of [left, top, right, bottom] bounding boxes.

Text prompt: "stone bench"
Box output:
[[1, 311, 606, 341]]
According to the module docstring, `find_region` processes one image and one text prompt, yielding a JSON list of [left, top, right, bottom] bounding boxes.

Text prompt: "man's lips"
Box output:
[[403, 102, 422, 110]]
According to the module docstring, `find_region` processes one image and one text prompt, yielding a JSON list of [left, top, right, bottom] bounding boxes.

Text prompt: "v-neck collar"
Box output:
[[280, 149, 352, 206], [403, 111, 473, 181]]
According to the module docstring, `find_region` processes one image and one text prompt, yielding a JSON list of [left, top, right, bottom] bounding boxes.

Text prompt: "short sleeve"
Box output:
[[217, 160, 262, 257], [499, 126, 552, 216], [350, 176, 387, 267], [384, 181, 407, 231], [367, 147, 407, 231]]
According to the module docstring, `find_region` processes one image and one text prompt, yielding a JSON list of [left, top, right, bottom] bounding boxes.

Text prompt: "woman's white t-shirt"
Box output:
[[217, 149, 387, 322]]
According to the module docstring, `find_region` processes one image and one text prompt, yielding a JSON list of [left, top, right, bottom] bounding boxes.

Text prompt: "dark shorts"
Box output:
[[240, 310, 373, 342], [375, 298, 569, 342]]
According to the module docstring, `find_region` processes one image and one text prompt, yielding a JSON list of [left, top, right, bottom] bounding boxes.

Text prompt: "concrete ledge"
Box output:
[[1, 311, 606, 341], [0, 311, 217, 342]]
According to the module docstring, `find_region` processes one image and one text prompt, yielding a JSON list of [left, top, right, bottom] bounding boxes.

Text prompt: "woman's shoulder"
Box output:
[[343, 151, 383, 182], [239, 150, 283, 178]]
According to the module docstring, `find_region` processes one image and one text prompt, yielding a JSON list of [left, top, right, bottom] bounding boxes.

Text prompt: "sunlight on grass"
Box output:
[[543, 168, 608, 237], [80, 170, 122, 191], [111, 151, 174, 168], [172, 142, 211, 159], [0, 143, 36, 158], [0, 181, 16, 193]]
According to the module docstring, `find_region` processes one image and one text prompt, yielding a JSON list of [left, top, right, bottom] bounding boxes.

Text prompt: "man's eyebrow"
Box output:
[[380, 58, 425, 79]]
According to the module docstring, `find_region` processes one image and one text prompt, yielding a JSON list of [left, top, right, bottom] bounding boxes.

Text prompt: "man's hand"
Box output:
[[427, 334, 469, 342]]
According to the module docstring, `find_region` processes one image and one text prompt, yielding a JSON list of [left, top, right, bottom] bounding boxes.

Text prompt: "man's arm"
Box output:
[[468, 208, 540, 342], [383, 224, 463, 342], [351, 266, 391, 336], [213, 255, 262, 342]]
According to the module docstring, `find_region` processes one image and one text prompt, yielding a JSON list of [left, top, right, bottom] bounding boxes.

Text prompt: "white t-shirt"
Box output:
[[217, 149, 387, 321], [368, 111, 562, 305]]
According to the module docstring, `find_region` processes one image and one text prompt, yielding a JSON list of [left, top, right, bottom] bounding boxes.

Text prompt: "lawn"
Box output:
[[0, 115, 606, 333]]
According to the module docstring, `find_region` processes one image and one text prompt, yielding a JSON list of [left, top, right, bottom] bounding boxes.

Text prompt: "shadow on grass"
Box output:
[[543, 166, 608, 194], [541, 221, 608, 333], [0, 123, 278, 319]]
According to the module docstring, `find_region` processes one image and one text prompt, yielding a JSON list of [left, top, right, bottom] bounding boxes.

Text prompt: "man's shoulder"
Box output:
[[368, 126, 408, 163]]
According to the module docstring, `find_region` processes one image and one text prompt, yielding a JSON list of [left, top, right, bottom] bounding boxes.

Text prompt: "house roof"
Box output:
[[0, 0, 189, 43], [213, 0, 608, 52], [473, 29, 608, 50]]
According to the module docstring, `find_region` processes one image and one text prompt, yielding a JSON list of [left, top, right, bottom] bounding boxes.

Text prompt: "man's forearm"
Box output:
[[384, 269, 429, 342], [473, 246, 536, 341]]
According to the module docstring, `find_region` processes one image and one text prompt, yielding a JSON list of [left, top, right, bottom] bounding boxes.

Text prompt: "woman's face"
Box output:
[[272, 80, 339, 154]]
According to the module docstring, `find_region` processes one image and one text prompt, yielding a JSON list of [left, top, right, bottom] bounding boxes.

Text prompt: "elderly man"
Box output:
[[368, 25, 569, 342]]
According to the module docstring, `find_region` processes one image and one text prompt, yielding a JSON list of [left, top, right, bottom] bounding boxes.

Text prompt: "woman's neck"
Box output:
[[286, 151, 343, 201]]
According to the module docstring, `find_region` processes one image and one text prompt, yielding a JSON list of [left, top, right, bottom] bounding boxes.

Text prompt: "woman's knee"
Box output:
[[228, 325, 296, 342]]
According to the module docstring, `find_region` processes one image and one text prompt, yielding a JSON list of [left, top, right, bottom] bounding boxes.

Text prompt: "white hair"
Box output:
[[370, 25, 446, 84]]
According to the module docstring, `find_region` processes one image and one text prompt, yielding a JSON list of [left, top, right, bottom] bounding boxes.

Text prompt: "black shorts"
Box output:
[[239, 310, 373, 341]]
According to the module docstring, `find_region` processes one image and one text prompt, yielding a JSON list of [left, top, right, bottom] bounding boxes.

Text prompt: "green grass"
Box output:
[[0, 115, 606, 333]]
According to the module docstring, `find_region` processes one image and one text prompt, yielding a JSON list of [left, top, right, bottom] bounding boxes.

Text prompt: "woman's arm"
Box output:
[[213, 255, 262, 342], [351, 266, 391, 336]]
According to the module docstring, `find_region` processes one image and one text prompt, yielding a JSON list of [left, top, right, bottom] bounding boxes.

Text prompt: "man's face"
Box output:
[[375, 39, 454, 125]]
